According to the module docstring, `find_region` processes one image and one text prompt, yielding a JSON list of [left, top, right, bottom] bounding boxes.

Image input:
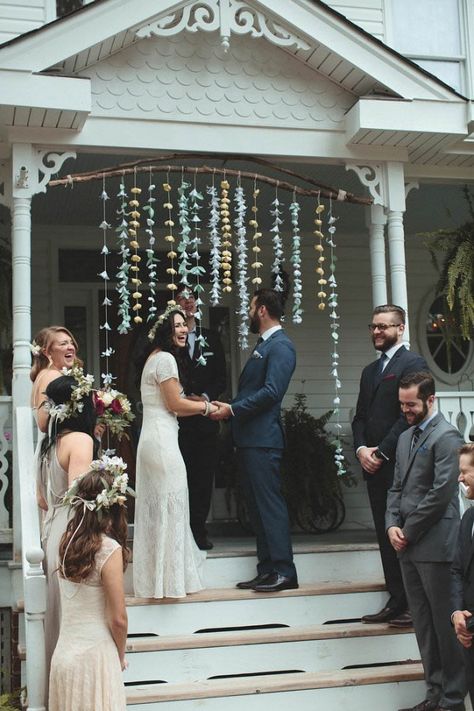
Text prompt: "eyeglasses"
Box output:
[[368, 323, 402, 332]]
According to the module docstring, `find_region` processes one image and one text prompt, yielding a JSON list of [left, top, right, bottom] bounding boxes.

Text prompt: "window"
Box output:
[[389, 0, 464, 93], [421, 293, 473, 382]]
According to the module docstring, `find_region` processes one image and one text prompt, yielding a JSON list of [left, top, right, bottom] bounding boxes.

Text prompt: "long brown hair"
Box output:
[[30, 326, 82, 382], [58, 470, 129, 582]]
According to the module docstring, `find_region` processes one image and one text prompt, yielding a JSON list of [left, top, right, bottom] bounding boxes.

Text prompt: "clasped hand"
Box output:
[[209, 401, 232, 421]]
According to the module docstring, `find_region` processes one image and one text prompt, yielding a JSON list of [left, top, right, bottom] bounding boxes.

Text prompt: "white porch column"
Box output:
[[366, 204, 387, 308], [384, 162, 409, 343]]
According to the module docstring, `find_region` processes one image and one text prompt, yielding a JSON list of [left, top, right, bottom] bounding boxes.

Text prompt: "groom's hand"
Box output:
[[209, 401, 232, 420]]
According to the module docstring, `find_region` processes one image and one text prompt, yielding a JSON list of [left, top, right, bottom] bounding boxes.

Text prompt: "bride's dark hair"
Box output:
[[135, 307, 189, 389]]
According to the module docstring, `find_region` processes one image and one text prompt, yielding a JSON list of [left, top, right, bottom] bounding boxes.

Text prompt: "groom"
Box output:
[[212, 288, 297, 592]]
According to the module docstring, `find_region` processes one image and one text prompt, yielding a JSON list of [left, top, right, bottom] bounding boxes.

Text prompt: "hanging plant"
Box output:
[[250, 184, 262, 287], [220, 179, 232, 293], [115, 179, 132, 334], [234, 181, 250, 349], [163, 181, 177, 305], [289, 193, 303, 324], [420, 186, 474, 340], [207, 183, 222, 306]]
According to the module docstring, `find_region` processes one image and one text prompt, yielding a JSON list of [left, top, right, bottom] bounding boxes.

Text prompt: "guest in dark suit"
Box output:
[[176, 287, 227, 550], [451, 443, 474, 708], [211, 288, 297, 592], [352, 304, 427, 626], [386, 371, 466, 711]]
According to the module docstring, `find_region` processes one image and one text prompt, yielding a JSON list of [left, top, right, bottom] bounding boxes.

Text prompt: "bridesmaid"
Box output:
[[49, 460, 130, 711], [40, 373, 98, 676]]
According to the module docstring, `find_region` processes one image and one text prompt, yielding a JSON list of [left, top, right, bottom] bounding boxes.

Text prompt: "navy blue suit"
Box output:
[[231, 328, 297, 579]]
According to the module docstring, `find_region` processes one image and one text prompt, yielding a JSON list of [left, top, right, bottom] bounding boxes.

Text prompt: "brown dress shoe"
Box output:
[[361, 606, 398, 623], [388, 611, 413, 628]]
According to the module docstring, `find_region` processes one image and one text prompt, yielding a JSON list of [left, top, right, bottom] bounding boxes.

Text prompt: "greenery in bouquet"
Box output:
[[94, 389, 135, 439]]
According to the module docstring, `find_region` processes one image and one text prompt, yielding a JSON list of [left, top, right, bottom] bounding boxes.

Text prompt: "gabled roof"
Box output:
[[0, 0, 463, 102]]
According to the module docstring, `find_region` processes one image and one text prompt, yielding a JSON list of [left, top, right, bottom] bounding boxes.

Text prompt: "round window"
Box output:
[[423, 294, 473, 381]]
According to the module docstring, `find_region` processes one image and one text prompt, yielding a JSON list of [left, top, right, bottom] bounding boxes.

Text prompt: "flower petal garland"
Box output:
[[220, 179, 232, 293], [163, 180, 177, 305], [189, 182, 209, 366], [289, 193, 303, 324], [314, 199, 327, 311], [207, 183, 222, 306], [250, 184, 262, 286], [115, 179, 132, 334], [129, 179, 143, 324], [326, 201, 347, 477], [99, 176, 115, 388], [234, 180, 250, 349], [177, 179, 192, 291], [144, 171, 158, 322], [270, 188, 285, 291]]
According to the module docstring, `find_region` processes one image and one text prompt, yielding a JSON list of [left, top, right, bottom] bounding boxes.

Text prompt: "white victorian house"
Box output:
[[0, 0, 473, 709]]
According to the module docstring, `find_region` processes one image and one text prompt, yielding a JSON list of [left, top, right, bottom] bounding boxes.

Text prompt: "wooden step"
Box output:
[[125, 663, 425, 710], [124, 622, 418, 684], [126, 581, 387, 636]]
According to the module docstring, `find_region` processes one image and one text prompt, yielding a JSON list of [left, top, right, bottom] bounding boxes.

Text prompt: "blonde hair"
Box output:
[[30, 326, 82, 382]]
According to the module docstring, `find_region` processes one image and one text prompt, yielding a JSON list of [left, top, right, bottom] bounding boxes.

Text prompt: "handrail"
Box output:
[[15, 406, 46, 711]]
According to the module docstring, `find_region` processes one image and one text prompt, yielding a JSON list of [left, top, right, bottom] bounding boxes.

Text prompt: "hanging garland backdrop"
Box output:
[[50, 158, 370, 478]]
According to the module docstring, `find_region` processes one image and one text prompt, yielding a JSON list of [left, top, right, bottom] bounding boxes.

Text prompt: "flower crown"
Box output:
[[147, 302, 183, 342], [62, 455, 135, 513], [45, 364, 95, 422]]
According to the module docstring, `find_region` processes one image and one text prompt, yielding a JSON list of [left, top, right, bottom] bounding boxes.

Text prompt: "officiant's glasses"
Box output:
[[368, 323, 402, 332]]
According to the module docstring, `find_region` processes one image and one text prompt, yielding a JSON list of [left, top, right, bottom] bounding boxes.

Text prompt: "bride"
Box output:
[[133, 305, 218, 598]]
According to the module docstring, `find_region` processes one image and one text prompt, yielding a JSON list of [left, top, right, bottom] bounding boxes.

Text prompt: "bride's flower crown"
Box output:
[[147, 302, 183, 343], [62, 455, 135, 513], [45, 364, 95, 422], [30, 340, 41, 356]]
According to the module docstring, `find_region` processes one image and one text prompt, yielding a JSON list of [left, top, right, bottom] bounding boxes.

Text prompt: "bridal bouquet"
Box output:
[[94, 389, 135, 439]]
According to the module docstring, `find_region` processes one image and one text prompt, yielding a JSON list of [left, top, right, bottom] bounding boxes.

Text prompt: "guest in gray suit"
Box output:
[[386, 371, 466, 711]]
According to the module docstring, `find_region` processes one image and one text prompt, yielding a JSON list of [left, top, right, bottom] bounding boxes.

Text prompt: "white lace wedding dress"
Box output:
[[133, 350, 205, 598]]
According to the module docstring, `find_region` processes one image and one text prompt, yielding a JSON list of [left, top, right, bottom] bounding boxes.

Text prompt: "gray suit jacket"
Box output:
[[386, 412, 463, 562]]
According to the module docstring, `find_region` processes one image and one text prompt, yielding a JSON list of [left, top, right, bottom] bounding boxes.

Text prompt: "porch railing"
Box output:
[[15, 406, 46, 711], [437, 391, 474, 442], [0, 395, 12, 544]]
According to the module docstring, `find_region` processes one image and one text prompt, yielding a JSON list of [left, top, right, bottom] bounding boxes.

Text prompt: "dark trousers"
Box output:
[[366, 466, 407, 611], [238, 447, 296, 580], [179, 426, 218, 543], [400, 558, 466, 709], [464, 646, 474, 708]]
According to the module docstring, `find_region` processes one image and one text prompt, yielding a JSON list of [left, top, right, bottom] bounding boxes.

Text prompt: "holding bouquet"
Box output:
[[94, 389, 135, 439]]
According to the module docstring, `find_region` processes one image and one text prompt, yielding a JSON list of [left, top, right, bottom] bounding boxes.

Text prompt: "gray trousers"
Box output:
[[400, 557, 467, 709]]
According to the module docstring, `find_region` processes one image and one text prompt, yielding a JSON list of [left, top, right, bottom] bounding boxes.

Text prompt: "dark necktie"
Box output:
[[378, 353, 388, 374], [410, 426, 422, 452]]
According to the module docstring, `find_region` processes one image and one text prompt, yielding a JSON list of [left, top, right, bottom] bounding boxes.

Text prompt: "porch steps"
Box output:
[[125, 663, 425, 710], [123, 540, 424, 709]]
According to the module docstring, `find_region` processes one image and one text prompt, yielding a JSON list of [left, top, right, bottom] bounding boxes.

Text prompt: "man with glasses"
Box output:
[[352, 304, 427, 627]]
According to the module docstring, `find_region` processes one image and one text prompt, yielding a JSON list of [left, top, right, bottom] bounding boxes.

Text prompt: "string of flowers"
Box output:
[[115, 177, 132, 334], [234, 177, 250, 349], [314, 196, 326, 311], [220, 178, 232, 293], [270, 185, 285, 292], [128, 172, 143, 325], [189, 176, 208, 365], [289, 190, 303, 324], [207, 180, 222, 306], [250, 181, 262, 287], [177, 179, 192, 291], [163, 178, 177, 305], [98, 175, 115, 388], [326, 198, 347, 477], [143, 169, 158, 322]]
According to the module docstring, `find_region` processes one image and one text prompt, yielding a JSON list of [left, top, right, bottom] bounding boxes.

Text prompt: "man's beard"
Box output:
[[412, 400, 429, 425], [249, 313, 260, 334], [372, 330, 399, 352]]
